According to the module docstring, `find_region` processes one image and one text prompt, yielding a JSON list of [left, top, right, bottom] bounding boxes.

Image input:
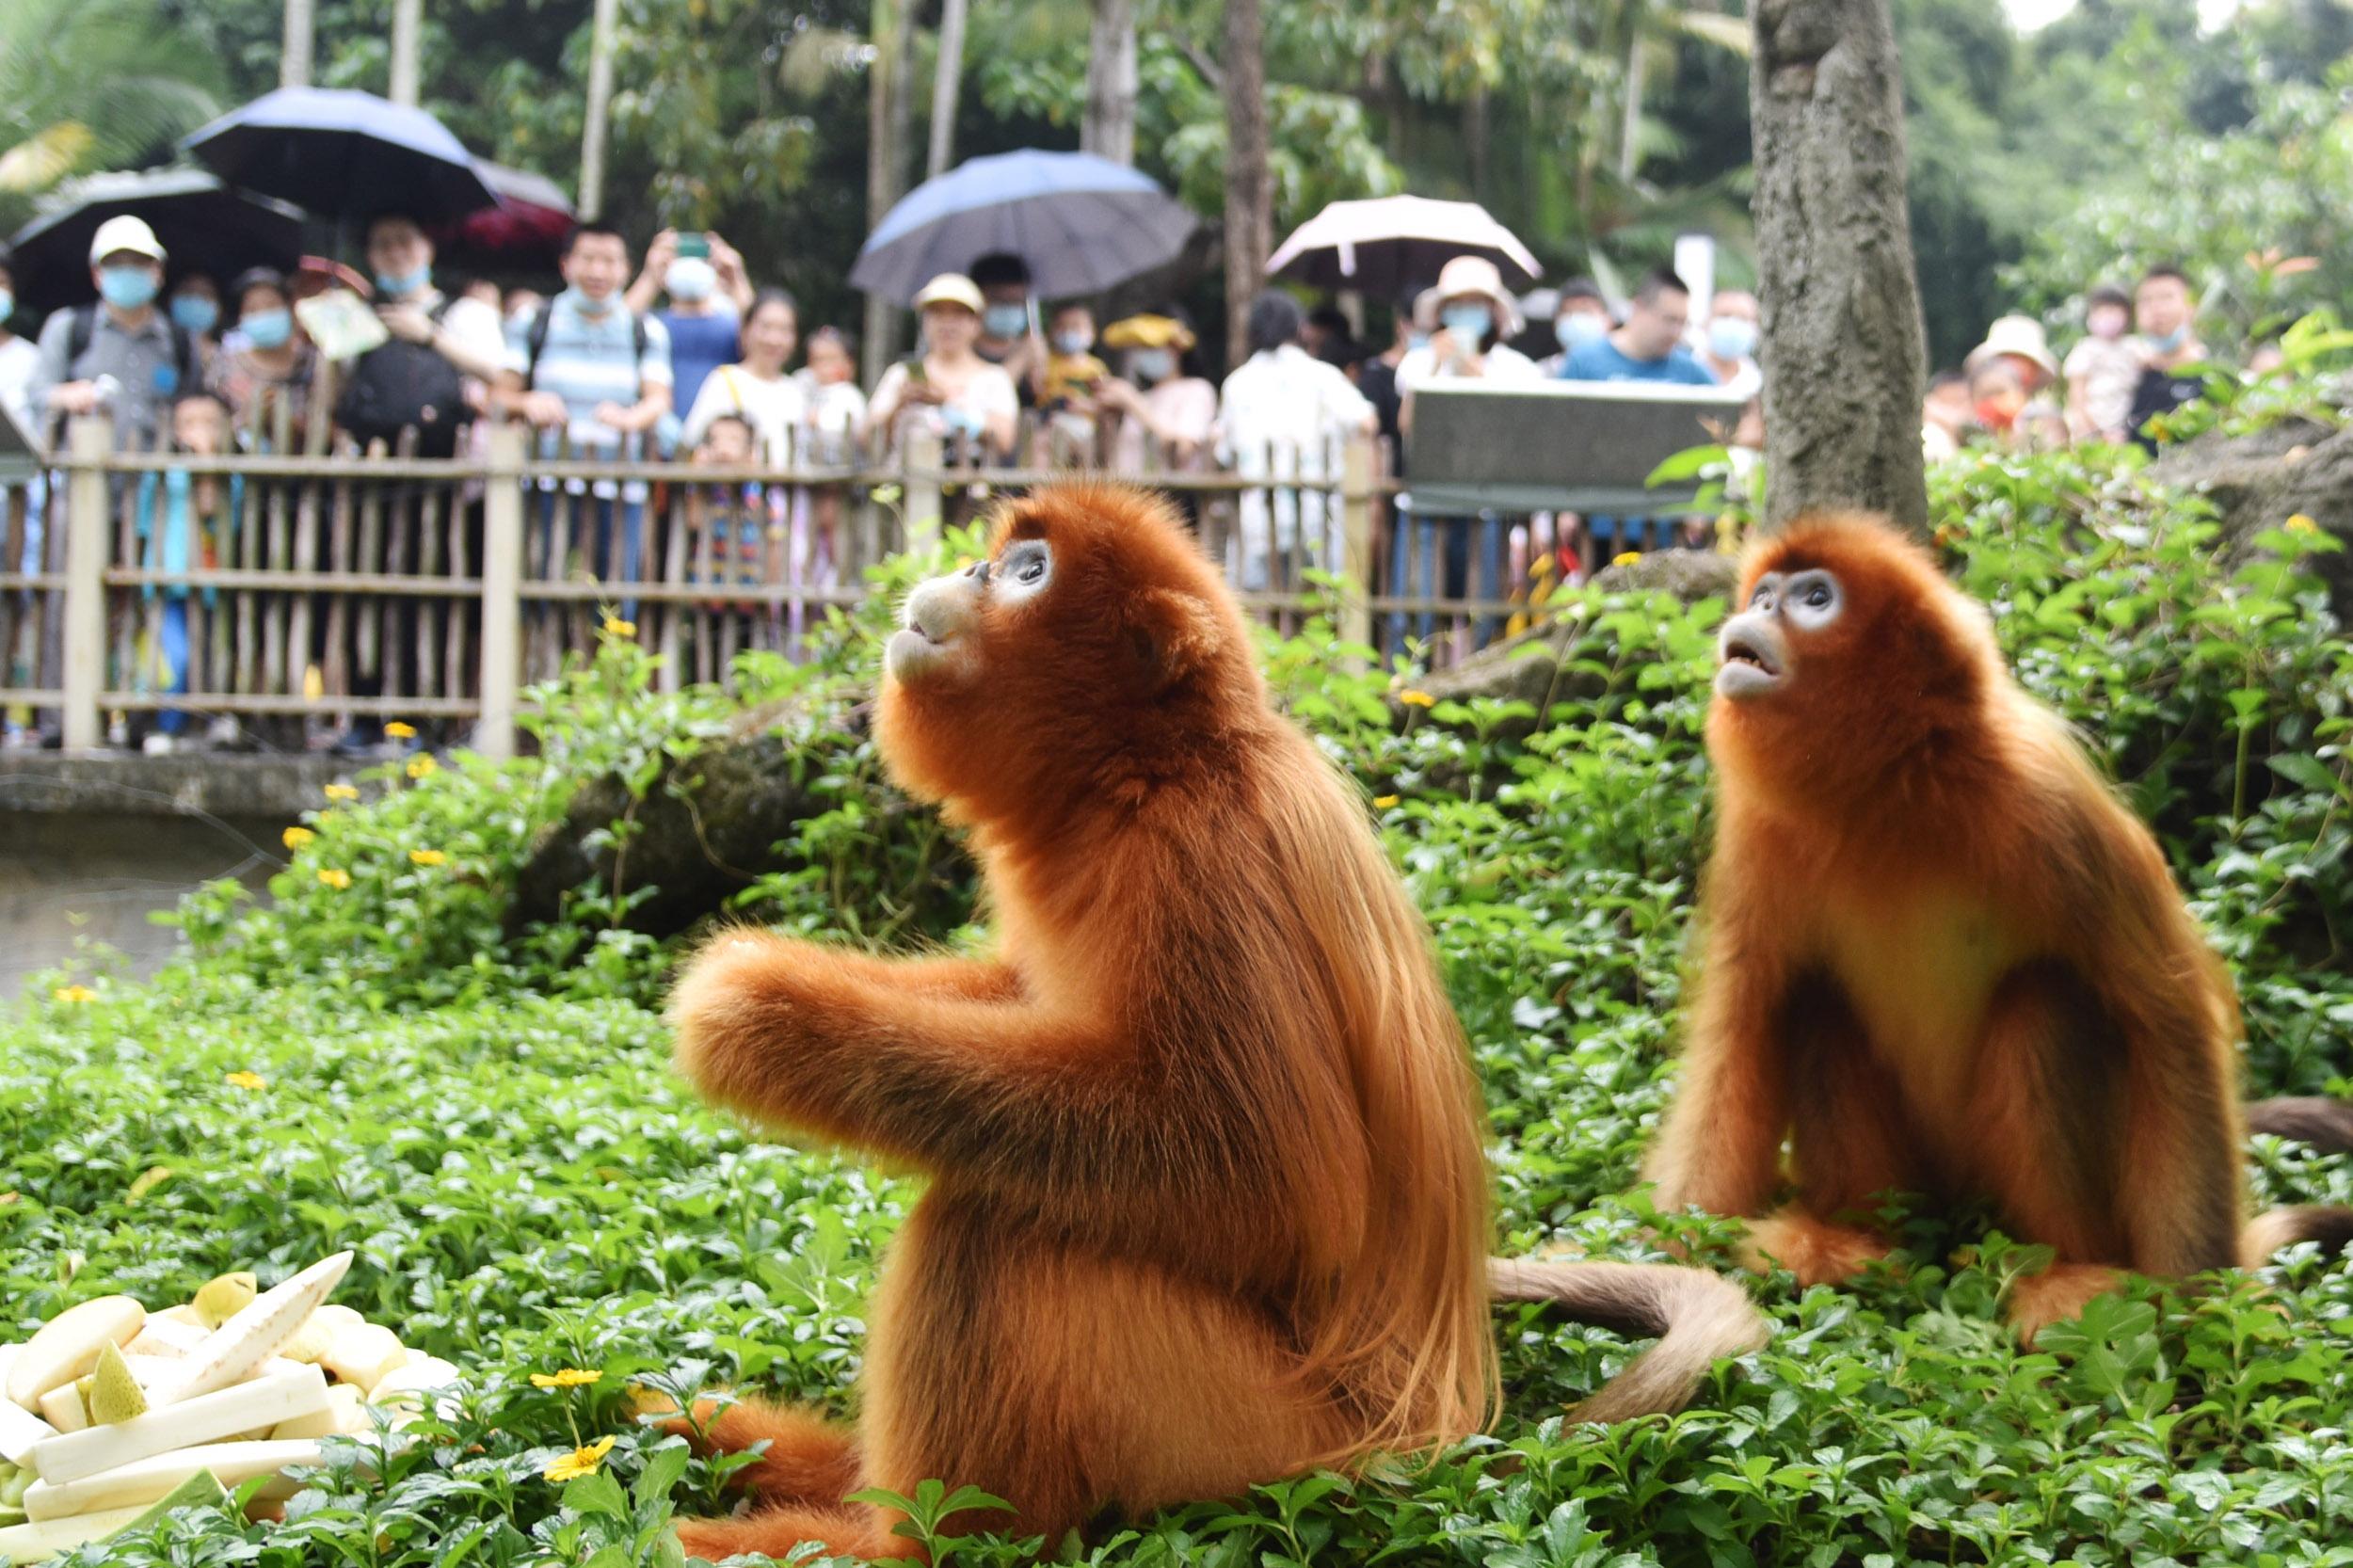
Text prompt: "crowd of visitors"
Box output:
[[0, 202, 2290, 750]]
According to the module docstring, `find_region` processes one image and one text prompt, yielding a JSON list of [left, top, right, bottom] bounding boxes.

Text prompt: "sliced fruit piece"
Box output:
[[124, 1315, 208, 1360], [22, 1439, 325, 1522], [31, 1390, 83, 1437], [152, 1305, 205, 1330], [318, 1325, 406, 1396], [0, 1504, 149, 1564], [271, 1384, 366, 1441], [0, 1357, 56, 1467], [4, 1299, 144, 1412], [160, 1253, 351, 1407], [368, 1358, 461, 1423], [85, 1346, 145, 1426], [25, 1368, 329, 1488], [192, 1273, 258, 1330]]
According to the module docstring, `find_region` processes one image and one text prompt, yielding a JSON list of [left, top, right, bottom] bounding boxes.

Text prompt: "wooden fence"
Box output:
[[0, 415, 1562, 759]]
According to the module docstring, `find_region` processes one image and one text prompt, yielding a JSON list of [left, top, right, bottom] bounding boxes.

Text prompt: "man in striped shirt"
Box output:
[[497, 223, 672, 608]]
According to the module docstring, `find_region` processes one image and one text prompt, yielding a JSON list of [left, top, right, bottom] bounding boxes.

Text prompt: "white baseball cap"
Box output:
[[89, 215, 167, 265]]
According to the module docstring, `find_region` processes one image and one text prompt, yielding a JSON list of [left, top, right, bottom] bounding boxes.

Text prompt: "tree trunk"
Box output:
[[927, 0, 969, 180], [1748, 0, 1930, 536], [1082, 0, 1139, 166], [1222, 0, 1271, 370], [388, 0, 423, 105], [863, 0, 914, 388], [280, 0, 313, 88], [1616, 29, 1643, 184], [578, 0, 620, 220]]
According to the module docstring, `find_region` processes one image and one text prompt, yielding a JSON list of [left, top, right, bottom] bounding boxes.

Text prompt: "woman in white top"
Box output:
[[1098, 312, 1219, 476], [864, 274, 1019, 462], [1214, 290, 1376, 593], [680, 289, 807, 462]]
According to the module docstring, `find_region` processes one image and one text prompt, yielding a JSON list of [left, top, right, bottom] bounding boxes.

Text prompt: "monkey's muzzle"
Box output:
[[1715, 613, 1787, 700], [887, 570, 984, 685]]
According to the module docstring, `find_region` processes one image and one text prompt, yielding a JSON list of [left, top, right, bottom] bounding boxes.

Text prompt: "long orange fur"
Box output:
[[1647, 511, 2353, 1340], [664, 483, 1764, 1562]]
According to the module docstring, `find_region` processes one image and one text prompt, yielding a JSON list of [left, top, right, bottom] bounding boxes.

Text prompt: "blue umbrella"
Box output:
[[852, 149, 1197, 304], [179, 88, 498, 224]]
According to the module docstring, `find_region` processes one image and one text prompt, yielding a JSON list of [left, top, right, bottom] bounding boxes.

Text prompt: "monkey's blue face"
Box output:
[[1717, 568, 1845, 701]]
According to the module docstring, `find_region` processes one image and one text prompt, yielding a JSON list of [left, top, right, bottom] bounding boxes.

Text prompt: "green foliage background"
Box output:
[[8, 417, 2353, 1562]]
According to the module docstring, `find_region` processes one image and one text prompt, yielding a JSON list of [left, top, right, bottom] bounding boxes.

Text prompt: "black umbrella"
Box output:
[[9, 168, 308, 311], [179, 88, 498, 224]]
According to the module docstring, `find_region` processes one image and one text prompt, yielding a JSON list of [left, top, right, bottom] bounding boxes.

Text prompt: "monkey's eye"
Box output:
[[1784, 570, 1843, 631], [993, 540, 1054, 604]]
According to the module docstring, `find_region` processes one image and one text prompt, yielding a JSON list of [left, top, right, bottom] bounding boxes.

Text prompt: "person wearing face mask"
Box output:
[[1540, 278, 1613, 376], [626, 228, 753, 421], [206, 268, 316, 443], [335, 212, 509, 457], [168, 273, 223, 352], [2060, 284, 2140, 444], [2126, 264, 2213, 452], [1096, 312, 1218, 479], [32, 216, 196, 452], [969, 252, 1047, 406], [1697, 288, 1762, 400], [1037, 302, 1111, 463]]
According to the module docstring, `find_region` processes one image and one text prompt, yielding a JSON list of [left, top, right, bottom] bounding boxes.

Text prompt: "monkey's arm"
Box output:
[[1644, 928, 1792, 1218], [667, 932, 1129, 1176]]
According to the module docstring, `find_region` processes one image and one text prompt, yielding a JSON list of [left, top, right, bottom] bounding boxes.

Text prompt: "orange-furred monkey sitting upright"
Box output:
[[1647, 511, 2353, 1342], [664, 484, 1767, 1561]]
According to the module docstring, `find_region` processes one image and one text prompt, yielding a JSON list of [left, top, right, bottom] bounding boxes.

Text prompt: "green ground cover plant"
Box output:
[[7, 440, 2353, 1566]]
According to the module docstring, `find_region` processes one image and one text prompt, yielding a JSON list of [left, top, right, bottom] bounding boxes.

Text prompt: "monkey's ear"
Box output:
[[1127, 586, 1225, 688]]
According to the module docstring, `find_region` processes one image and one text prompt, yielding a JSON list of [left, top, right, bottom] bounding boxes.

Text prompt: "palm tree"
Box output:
[[0, 0, 221, 230]]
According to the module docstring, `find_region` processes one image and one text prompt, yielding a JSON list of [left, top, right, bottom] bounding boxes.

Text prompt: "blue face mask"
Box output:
[[1707, 316, 1758, 361], [1128, 348, 1176, 383], [2146, 323, 2188, 355], [170, 296, 219, 336], [1052, 329, 1093, 356], [1405, 330, 1431, 352], [1555, 312, 1608, 349], [1440, 305, 1491, 341], [98, 265, 160, 312], [983, 303, 1029, 340], [376, 264, 430, 298], [242, 308, 294, 350]]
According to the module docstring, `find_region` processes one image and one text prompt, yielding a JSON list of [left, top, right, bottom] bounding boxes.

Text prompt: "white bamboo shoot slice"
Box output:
[[0, 1505, 147, 1564], [272, 1384, 366, 1440], [26, 1368, 329, 1487], [23, 1439, 325, 1522], [4, 1300, 144, 1412], [0, 1355, 55, 1467], [160, 1253, 350, 1407], [124, 1316, 208, 1359], [31, 1391, 83, 1436]]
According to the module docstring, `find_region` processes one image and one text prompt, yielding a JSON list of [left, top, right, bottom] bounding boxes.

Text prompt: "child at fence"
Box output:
[[134, 392, 239, 749], [1039, 302, 1109, 466]]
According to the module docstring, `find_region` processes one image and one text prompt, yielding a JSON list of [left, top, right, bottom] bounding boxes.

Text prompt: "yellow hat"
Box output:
[[1101, 313, 1196, 351], [911, 273, 984, 314]]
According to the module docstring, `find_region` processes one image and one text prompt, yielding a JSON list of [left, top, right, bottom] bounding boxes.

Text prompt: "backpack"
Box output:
[[334, 297, 467, 456], [520, 301, 650, 396], [66, 305, 196, 400]]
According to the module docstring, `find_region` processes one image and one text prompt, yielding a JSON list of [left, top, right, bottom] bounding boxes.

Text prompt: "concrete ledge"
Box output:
[[0, 753, 357, 821]]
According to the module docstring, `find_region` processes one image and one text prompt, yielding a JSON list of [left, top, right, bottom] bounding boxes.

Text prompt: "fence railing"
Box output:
[[1, 417, 1572, 759]]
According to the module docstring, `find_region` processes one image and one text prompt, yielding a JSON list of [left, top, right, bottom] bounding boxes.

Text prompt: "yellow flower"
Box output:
[[530, 1368, 602, 1390], [383, 721, 418, 740], [317, 868, 352, 890], [282, 825, 315, 850], [324, 784, 360, 803], [1372, 795, 1401, 809], [407, 755, 438, 780], [53, 984, 97, 1004], [543, 1434, 616, 1482], [408, 849, 447, 867], [601, 616, 636, 639], [1399, 691, 1436, 708], [2285, 514, 2320, 535], [1611, 551, 1642, 568], [225, 1071, 265, 1091]]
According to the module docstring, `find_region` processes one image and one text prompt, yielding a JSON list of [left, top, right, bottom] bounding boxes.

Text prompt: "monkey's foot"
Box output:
[[1737, 1210, 1889, 1287], [2006, 1263, 2121, 1346], [674, 1503, 904, 1563]]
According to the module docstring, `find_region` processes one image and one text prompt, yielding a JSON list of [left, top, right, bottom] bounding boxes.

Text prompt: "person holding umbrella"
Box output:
[[969, 252, 1046, 405], [30, 215, 197, 451]]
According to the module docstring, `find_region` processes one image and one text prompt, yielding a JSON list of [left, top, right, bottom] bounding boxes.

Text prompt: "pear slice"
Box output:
[[192, 1272, 258, 1330], [86, 1344, 146, 1426]]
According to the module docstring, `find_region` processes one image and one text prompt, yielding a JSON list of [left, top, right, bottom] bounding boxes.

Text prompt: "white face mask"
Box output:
[[665, 257, 717, 302]]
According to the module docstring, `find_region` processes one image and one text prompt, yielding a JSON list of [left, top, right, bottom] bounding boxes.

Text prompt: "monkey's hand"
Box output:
[[668, 931, 838, 1100]]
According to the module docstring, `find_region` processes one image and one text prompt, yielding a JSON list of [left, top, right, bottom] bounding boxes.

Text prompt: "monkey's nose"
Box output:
[[966, 559, 991, 586]]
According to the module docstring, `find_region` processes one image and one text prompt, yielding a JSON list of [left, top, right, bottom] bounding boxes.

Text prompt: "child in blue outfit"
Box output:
[[136, 392, 238, 743]]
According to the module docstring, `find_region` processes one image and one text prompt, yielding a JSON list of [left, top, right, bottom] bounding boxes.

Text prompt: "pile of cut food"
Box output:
[[0, 1253, 460, 1563]]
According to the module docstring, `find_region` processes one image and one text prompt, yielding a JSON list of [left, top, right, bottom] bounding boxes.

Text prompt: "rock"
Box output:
[[2144, 419, 2353, 622], [508, 689, 937, 941]]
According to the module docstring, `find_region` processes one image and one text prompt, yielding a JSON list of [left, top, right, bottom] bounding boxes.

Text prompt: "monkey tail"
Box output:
[[2246, 1096, 2353, 1154], [1487, 1257, 1770, 1423], [2240, 1206, 2353, 1269]]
